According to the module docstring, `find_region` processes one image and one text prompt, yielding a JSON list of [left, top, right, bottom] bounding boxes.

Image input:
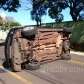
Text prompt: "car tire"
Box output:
[[21, 28, 36, 39]]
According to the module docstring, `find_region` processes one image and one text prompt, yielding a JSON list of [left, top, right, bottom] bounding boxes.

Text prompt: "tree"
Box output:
[[55, 14, 64, 22], [31, 0, 84, 22], [0, 0, 20, 12], [1, 21, 21, 31], [9, 21, 21, 27], [3, 21, 21, 30], [48, 1, 64, 22], [0, 16, 3, 25], [48, 0, 84, 21], [0, 16, 21, 30], [31, 0, 48, 26]]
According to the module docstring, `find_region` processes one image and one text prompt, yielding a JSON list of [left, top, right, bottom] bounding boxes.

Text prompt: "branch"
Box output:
[[64, 0, 70, 8]]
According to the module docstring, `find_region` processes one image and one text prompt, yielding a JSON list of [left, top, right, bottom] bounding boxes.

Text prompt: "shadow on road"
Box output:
[[0, 79, 6, 84], [2, 60, 10, 70], [0, 68, 6, 73], [0, 42, 5, 46], [0, 58, 5, 62], [0, 61, 7, 73]]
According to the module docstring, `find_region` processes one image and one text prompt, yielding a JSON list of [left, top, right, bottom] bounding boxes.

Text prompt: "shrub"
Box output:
[[71, 21, 84, 44], [70, 21, 84, 51]]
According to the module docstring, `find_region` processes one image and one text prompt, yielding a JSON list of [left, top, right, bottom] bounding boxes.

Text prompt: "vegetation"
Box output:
[[0, 0, 20, 12], [0, 16, 21, 31], [0, 0, 83, 26], [1, 21, 21, 31], [31, 0, 48, 26], [0, 16, 3, 26], [31, 0, 84, 25], [70, 21, 84, 51]]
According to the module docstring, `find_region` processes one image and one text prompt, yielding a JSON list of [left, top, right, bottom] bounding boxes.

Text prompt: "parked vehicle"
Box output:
[[5, 26, 71, 71], [0, 30, 9, 44]]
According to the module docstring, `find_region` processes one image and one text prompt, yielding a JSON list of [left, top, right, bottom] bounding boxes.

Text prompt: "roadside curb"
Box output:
[[70, 51, 84, 56]]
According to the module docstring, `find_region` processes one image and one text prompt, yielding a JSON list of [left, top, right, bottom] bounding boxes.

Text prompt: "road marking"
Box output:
[[68, 60, 84, 66], [0, 65, 32, 84], [0, 60, 84, 84]]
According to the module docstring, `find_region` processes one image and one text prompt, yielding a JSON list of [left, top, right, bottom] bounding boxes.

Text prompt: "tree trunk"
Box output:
[[36, 20, 39, 26], [70, 8, 78, 22], [39, 19, 41, 26]]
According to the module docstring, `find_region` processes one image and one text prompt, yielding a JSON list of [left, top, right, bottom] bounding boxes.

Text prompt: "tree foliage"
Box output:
[[0, 0, 20, 12], [48, 1, 64, 22], [0, 16, 21, 30], [48, 0, 84, 21], [0, 16, 3, 25], [31, 0, 48, 26], [3, 21, 21, 30], [31, 0, 84, 23]]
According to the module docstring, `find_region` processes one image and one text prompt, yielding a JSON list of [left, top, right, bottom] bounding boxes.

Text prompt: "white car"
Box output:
[[0, 30, 9, 44]]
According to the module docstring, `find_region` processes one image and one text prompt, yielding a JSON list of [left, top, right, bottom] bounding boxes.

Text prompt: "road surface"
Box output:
[[0, 45, 84, 84]]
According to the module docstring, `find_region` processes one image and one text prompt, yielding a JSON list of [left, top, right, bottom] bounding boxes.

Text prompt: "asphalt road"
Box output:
[[0, 45, 84, 84]]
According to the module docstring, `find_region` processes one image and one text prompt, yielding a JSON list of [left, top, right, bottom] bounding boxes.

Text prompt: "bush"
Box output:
[[70, 21, 84, 51], [71, 21, 84, 44]]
